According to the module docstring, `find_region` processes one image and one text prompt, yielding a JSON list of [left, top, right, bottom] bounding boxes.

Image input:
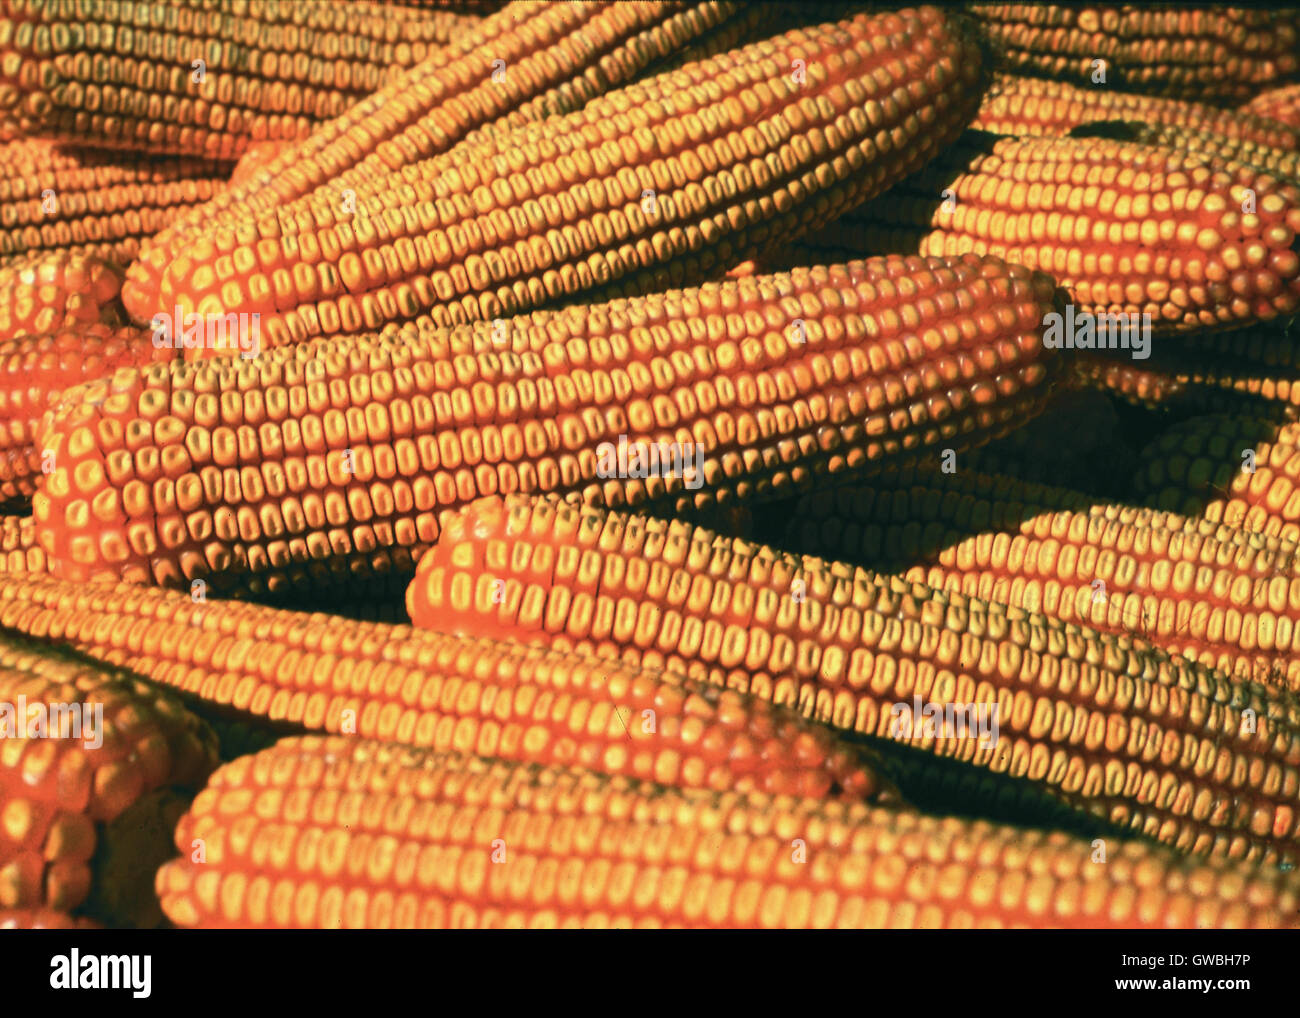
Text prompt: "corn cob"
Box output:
[[0, 908, 98, 929], [0, 571, 893, 801], [966, 4, 1300, 104], [157, 735, 1300, 929], [452, 3, 846, 150], [0, 630, 217, 920], [971, 75, 1300, 183], [0, 250, 123, 342], [1083, 123, 1300, 188], [974, 75, 1300, 150], [0, 139, 229, 264], [1244, 82, 1300, 128], [783, 464, 1300, 694], [1134, 416, 1300, 544], [34, 253, 1061, 595], [0, 324, 173, 499], [122, 0, 754, 321], [134, 6, 987, 343], [407, 493, 1300, 864], [1072, 325, 1300, 416], [0, 0, 483, 159], [797, 132, 1300, 333]]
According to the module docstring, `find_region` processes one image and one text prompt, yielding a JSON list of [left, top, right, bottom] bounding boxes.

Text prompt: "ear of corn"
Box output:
[[0, 324, 172, 499], [33, 253, 1060, 596], [0, 139, 229, 264], [122, 0, 755, 320], [132, 7, 987, 341], [974, 74, 1300, 152], [156, 735, 1300, 929], [0, 631, 217, 919], [1072, 324, 1300, 416], [970, 74, 1300, 183], [0, 0, 484, 158], [966, 4, 1300, 103], [789, 132, 1300, 333], [0, 250, 124, 342], [1134, 416, 1300, 544], [1244, 82, 1300, 129], [406, 493, 1300, 865], [1084, 123, 1300, 188], [0, 572, 895, 801], [782, 464, 1300, 694]]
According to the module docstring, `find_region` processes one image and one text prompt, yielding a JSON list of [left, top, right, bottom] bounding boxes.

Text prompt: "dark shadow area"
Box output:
[[851, 730, 1137, 844]]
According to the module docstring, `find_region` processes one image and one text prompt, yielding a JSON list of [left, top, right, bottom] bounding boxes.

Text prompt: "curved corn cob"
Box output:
[[0, 631, 217, 921], [0, 0, 481, 158], [1244, 82, 1300, 128], [966, 4, 1300, 103], [0, 908, 98, 929], [136, 6, 987, 342], [783, 465, 1300, 694], [0, 572, 894, 801], [407, 493, 1300, 865], [1073, 325, 1300, 416], [0, 250, 123, 342], [798, 132, 1300, 333], [0, 139, 228, 264], [157, 735, 1300, 929], [33, 254, 1061, 595], [122, 0, 753, 320], [1134, 416, 1300, 543], [0, 324, 173, 499], [975, 74, 1300, 147]]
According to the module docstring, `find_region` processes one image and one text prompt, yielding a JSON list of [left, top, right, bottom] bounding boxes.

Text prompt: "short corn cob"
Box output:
[[1072, 325, 1300, 416], [135, 7, 987, 342], [797, 132, 1300, 333], [1134, 416, 1300, 543], [0, 630, 217, 919], [975, 74, 1300, 151], [408, 493, 1300, 865], [0, 571, 894, 801], [966, 4, 1300, 103], [1244, 82, 1300, 128], [0, 908, 98, 929], [783, 465, 1300, 694], [34, 254, 1061, 595], [0, 250, 123, 342], [0, 516, 42, 573], [0, 0, 482, 159], [157, 735, 1300, 929], [122, 0, 753, 320], [0, 139, 229, 263], [0, 324, 172, 499]]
